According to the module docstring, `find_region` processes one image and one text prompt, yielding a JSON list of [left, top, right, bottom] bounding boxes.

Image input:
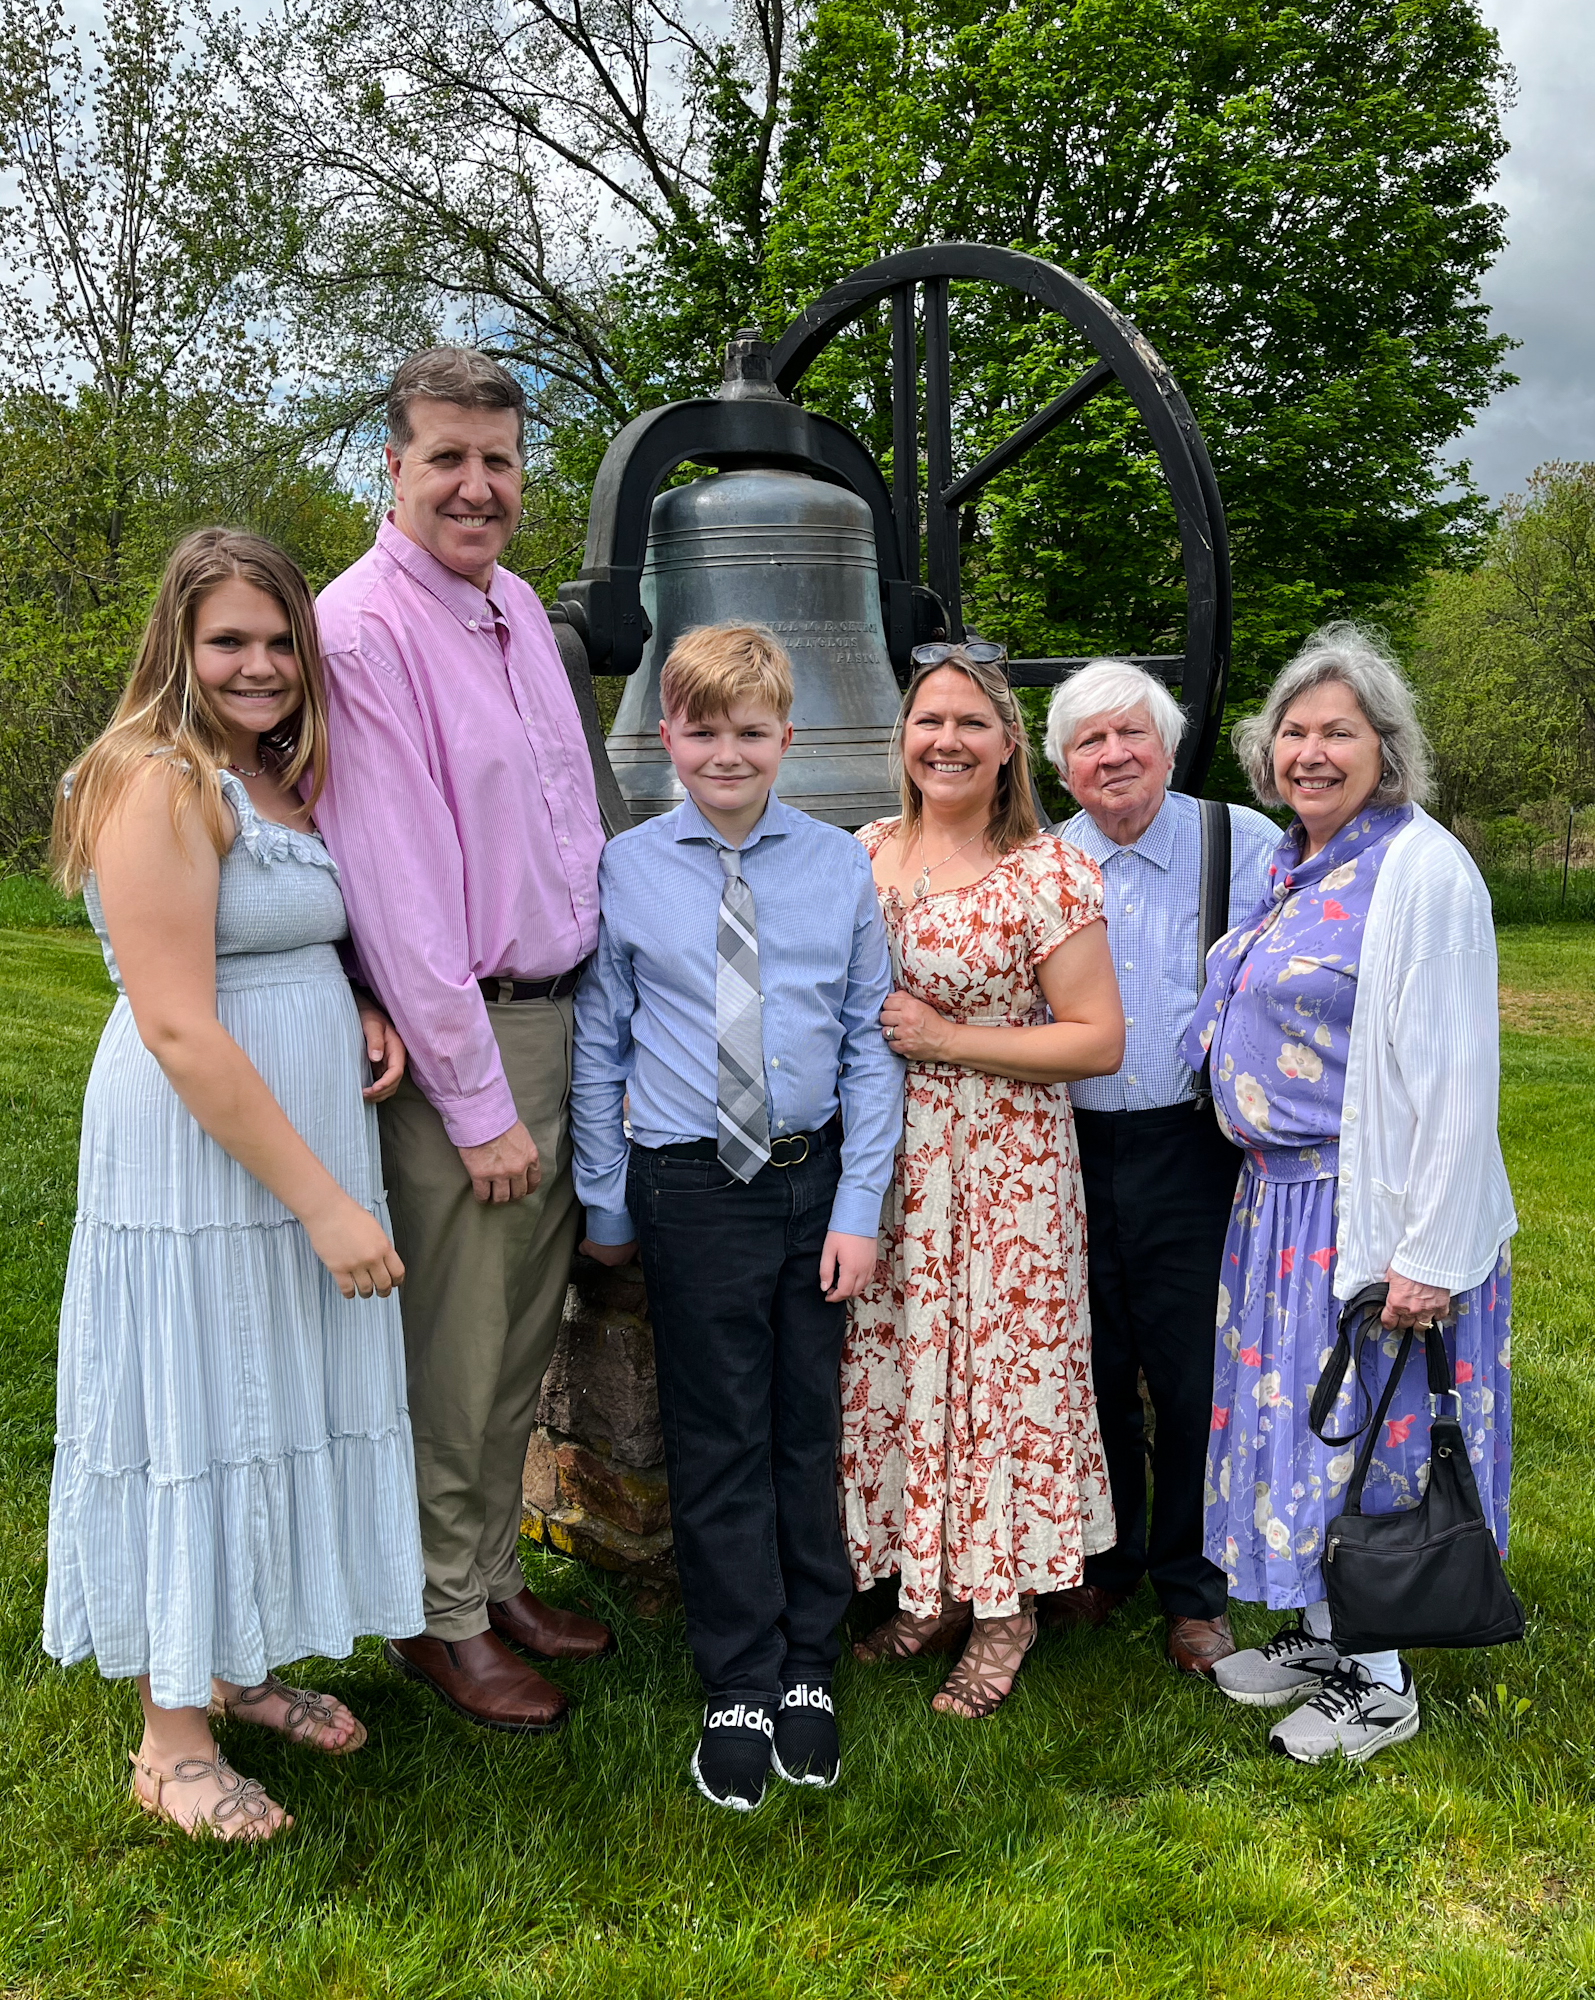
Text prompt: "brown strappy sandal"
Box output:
[[853, 1600, 974, 1664], [931, 1610, 1038, 1719], [130, 1750, 290, 1841], [210, 1672, 367, 1754]]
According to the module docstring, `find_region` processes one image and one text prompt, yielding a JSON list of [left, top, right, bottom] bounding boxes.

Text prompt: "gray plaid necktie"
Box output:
[[715, 845, 771, 1181]]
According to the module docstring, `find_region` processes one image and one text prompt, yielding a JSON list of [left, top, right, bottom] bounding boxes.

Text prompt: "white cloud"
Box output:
[[1463, 0, 1595, 501]]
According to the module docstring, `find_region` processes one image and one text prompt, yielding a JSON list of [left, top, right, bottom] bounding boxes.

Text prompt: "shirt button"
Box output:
[[1123, 960, 1133, 970], [1344, 1106, 1359, 1123], [777, 1119, 786, 1129], [467, 618, 478, 630], [1125, 1017, 1134, 1027], [561, 837, 569, 847], [770, 1057, 780, 1067], [1128, 1075, 1138, 1085]]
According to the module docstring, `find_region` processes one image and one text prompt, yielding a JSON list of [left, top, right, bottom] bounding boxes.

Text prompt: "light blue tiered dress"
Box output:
[[44, 770, 424, 1710]]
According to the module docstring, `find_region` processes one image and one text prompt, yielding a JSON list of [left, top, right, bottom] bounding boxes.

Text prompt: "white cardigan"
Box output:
[[1334, 804, 1517, 1300]]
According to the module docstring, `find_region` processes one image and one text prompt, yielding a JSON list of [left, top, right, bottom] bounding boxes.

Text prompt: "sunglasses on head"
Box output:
[[909, 640, 1009, 668]]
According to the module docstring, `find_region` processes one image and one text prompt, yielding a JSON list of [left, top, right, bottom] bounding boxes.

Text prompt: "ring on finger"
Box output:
[[883, 1027, 896, 1042]]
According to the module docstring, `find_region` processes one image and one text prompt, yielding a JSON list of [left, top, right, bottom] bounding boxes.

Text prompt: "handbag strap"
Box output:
[[1308, 1281, 1458, 1515], [1307, 1283, 1390, 1445], [1341, 1325, 1416, 1513]]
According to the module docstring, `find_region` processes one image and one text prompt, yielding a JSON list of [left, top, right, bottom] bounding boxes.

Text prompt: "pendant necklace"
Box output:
[[913, 827, 984, 899]]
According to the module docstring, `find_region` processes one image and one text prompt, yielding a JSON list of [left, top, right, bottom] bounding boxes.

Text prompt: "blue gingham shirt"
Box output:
[[1059, 790, 1280, 1113], [572, 792, 904, 1244]]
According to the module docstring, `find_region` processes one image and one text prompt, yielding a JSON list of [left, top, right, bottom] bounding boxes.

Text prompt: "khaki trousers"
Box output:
[[379, 996, 579, 1640]]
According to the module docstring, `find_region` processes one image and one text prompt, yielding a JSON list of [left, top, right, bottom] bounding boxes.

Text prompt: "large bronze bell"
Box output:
[[603, 466, 905, 828]]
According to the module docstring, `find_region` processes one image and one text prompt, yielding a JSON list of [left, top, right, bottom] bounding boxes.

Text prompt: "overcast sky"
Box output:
[[1468, 0, 1595, 500]]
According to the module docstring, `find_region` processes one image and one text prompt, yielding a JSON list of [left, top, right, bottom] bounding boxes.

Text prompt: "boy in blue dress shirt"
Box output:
[[572, 622, 903, 1810]]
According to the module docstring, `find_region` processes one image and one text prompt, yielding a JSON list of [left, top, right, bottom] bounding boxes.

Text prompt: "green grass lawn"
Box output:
[[3, 917, 1594, 1999]]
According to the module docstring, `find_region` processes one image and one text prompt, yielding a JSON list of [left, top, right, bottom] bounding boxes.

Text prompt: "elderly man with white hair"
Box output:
[[1042, 659, 1278, 1676]]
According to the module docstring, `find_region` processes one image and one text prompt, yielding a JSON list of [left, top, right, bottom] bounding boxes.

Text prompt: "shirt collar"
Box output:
[[672, 791, 797, 851], [1072, 787, 1180, 871], [376, 513, 504, 632]]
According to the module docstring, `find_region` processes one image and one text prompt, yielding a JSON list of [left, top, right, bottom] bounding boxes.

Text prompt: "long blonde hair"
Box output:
[[890, 649, 1039, 854], [52, 529, 330, 891]]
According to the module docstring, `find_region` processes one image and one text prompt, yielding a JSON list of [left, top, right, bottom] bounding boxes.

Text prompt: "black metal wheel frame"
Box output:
[[768, 245, 1232, 794]]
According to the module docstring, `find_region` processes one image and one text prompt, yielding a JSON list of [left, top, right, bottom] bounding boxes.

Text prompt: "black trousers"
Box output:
[[1075, 1100, 1241, 1620], [629, 1132, 853, 1702]]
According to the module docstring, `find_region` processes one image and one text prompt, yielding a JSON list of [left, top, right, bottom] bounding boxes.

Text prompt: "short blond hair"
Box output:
[[658, 622, 794, 724]]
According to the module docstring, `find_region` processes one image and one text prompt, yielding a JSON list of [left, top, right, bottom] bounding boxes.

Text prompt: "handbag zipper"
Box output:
[[1326, 1518, 1485, 1566]]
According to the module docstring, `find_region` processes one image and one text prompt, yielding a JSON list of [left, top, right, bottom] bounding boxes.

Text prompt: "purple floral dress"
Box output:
[[1180, 805, 1511, 1610]]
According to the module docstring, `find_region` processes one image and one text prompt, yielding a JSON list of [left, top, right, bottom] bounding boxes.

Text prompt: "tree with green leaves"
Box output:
[[1409, 462, 1595, 826], [225, 0, 794, 559], [0, 0, 369, 866], [764, 0, 1514, 744]]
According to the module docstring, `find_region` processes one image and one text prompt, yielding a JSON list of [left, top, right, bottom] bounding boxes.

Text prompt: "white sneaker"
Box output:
[[1268, 1661, 1419, 1765], [1210, 1616, 1340, 1708]]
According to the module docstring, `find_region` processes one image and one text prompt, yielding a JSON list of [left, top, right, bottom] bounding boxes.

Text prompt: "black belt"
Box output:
[[1073, 1098, 1217, 1127], [479, 964, 585, 1004], [640, 1114, 842, 1169]]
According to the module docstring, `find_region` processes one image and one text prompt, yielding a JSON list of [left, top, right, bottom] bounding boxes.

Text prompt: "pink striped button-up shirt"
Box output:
[[315, 515, 604, 1147]]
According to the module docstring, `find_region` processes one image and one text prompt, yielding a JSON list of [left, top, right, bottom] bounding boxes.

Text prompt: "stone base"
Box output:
[[522, 1253, 675, 1580], [522, 1504, 676, 1581]]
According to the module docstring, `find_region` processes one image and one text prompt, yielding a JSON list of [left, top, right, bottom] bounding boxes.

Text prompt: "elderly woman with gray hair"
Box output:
[[1183, 622, 1516, 1764]]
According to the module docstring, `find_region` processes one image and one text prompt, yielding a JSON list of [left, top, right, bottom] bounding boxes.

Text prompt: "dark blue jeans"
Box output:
[[629, 1132, 853, 1702]]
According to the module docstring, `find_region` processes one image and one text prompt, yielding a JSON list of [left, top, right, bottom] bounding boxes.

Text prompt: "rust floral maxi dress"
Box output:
[[840, 822, 1116, 1618]]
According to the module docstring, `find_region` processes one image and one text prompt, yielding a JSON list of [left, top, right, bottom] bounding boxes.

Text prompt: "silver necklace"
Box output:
[[913, 827, 984, 899]]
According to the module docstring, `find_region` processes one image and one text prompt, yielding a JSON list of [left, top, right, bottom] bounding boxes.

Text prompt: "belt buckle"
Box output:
[[768, 1132, 810, 1169]]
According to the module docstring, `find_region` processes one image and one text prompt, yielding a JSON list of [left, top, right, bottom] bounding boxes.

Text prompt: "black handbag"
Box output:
[[1307, 1282, 1524, 1654]]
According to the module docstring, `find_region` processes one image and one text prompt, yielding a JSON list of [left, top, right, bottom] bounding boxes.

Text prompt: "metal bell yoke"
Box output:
[[548, 246, 1233, 832]]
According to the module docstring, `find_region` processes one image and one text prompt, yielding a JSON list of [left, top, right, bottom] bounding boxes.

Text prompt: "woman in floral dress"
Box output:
[[842, 646, 1124, 1718], [1184, 623, 1515, 1765]]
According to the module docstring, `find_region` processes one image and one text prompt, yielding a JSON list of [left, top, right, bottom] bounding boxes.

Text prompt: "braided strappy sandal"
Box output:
[[930, 1610, 1038, 1719], [853, 1600, 974, 1664], [210, 1673, 367, 1754], [130, 1750, 289, 1841]]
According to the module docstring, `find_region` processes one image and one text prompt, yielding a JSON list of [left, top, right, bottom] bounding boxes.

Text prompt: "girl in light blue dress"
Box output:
[[46, 529, 424, 1841]]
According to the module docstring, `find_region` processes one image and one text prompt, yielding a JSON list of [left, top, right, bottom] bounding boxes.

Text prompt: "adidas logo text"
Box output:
[[781, 1684, 834, 1714], [706, 1703, 774, 1737]]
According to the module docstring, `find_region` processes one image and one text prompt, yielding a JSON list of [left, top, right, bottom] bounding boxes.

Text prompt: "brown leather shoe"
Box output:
[[1165, 1613, 1237, 1679], [1037, 1583, 1132, 1630], [488, 1586, 613, 1663], [385, 1631, 568, 1733]]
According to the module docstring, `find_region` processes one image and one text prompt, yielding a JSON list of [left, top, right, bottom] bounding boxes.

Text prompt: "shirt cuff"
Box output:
[[434, 1077, 522, 1150], [583, 1205, 637, 1246], [827, 1186, 884, 1240]]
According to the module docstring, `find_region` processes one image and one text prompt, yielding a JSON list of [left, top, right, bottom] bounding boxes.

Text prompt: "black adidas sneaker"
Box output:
[[772, 1680, 840, 1789], [691, 1697, 775, 1811]]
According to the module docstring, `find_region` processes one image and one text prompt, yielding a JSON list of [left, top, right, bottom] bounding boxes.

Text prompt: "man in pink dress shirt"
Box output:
[[315, 348, 612, 1733]]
